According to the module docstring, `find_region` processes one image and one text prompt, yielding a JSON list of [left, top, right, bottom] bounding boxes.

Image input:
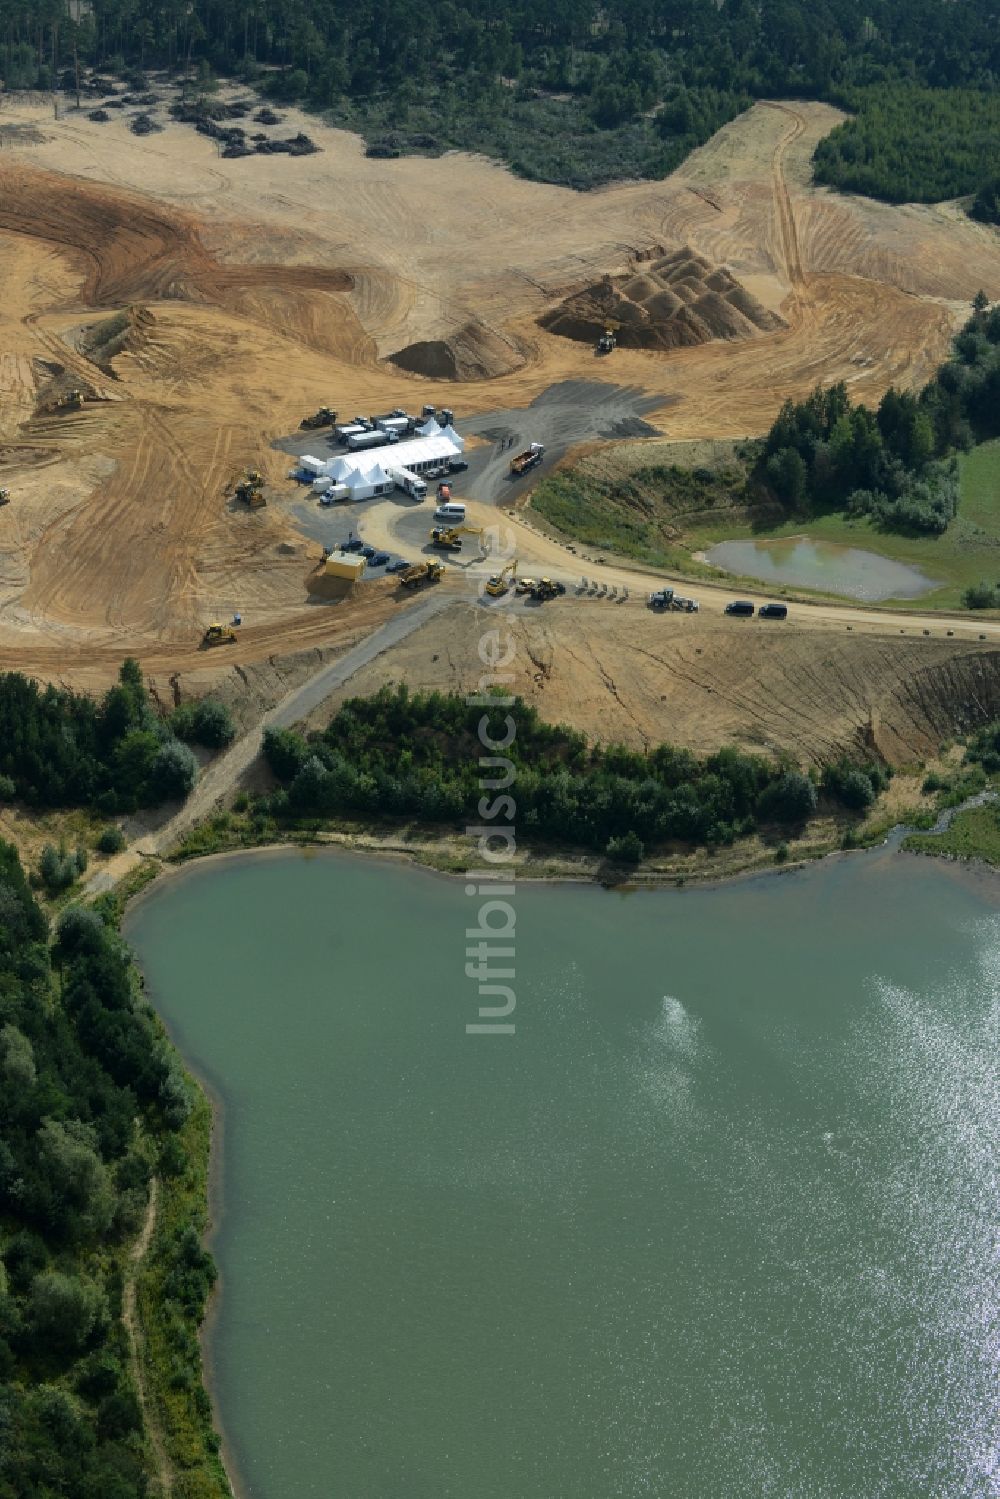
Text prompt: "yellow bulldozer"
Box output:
[[56, 389, 84, 412], [234, 469, 266, 508], [485, 557, 518, 597], [203, 622, 238, 647]]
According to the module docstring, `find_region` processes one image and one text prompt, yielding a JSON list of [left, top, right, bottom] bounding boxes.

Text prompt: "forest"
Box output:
[[0, 848, 226, 1498], [0, 661, 233, 816], [1, 0, 998, 194], [262, 684, 888, 860], [757, 296, 1000, 531]]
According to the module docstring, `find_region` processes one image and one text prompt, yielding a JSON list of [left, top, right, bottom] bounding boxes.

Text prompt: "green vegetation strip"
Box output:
[[904, 801, 1000, 865]]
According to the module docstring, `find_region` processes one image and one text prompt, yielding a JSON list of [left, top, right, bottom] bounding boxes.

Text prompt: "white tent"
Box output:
[[417, 417, 442, 437], [438, 424, 464, 450], [365, 463, 392, 487]]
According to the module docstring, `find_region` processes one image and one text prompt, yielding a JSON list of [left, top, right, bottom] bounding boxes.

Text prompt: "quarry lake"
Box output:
[[704, 536, 938, 601], [126, 849, 999, 1499]]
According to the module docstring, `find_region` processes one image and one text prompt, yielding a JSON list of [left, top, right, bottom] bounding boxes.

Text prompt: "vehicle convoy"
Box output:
[[400, 560, 445, 587], [203, 622, 238, 647], [300, 406, 336, 430], [758, 602, 788, 619], [510, 442, 544, 476], [725, 600, 755, 617], [485, 558, 518, 597]]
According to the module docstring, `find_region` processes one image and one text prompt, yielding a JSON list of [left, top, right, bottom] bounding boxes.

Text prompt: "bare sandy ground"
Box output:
[[0, 87, 998, 719]]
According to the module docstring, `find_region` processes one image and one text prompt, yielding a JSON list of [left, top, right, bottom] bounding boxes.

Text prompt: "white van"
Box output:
[[434, 501, 466, 522]]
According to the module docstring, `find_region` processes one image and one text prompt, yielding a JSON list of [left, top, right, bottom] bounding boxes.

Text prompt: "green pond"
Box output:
[[704, 536, 938, 601], [126, 848, 998, 1499]]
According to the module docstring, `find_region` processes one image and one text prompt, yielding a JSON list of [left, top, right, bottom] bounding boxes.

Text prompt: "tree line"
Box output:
[[813, 85, 1000, 208], [0, 844, 226, 1498], [757, 296, 1000, 533], [0, 661, 234, 816], [2, 0, 998, 194], [262, 684, 888, 860]]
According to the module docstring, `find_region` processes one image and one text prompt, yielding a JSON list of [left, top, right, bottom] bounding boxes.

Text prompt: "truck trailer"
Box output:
[[510, 442, 544, 476]]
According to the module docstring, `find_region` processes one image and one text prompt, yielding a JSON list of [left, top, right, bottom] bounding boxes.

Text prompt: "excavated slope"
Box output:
[[540, 246, 785, 351], [387, 320, 526, 381]]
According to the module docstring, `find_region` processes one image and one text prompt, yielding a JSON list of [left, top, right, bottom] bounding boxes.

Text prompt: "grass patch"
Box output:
[[529, 438, 1000, 609], [904, 800, 1000, 864]]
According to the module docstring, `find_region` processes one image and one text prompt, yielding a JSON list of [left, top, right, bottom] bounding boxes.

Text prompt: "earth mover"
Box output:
[[429, 524, 486, 551], [300, 406, 336, 430], [203, 622, 238, 647], [530, 577, 566, 601], [596, 329, 617, 354], [400, 560, 445, 588], [57, 389, 84, 412], [509, 442, 544, 476], [0, 489, 10, 506], [485, 558, 518, 597]]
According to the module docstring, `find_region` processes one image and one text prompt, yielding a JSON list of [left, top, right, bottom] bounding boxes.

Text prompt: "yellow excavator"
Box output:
[[203, 622, 238, 647], [485, 557, 518, 597], [429, 524, 487, 552]]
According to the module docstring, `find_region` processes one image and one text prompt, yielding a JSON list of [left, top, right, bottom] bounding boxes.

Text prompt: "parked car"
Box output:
[[371, 551, 390, 566], [342, 537, 364, 552], [448, 458, 469, 472], [724, 599, 754, 616], [360, 544, 377, 560], [386, 558, 411, 573], [758, 602, 788, 620]]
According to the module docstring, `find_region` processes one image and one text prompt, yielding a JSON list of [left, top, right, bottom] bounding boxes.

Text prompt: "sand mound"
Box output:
[[540, 245, 784, 351], [388, 320, 525, 381], [79, 304, 156, 374]]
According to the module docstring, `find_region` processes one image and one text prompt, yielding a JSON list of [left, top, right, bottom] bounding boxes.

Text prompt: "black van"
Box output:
[[758, 603, 788, 620], [724, 599, 754, 616]]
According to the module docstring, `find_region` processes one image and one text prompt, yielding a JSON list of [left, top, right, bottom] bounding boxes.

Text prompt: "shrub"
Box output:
[[962, 580, 1000, 609], [150, 740, 197, 801], [38, 844, 87, 893], [173, 698, 235, 749], [605, 831, 644, 865], [757, 772, 817, 825], [0, 775, 16, 801], [96, 825, 126, 855]]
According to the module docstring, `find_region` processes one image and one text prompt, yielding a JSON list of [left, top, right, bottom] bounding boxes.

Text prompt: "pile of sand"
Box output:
[[539, 246, 785, 351], [388, 321, 526, 381], [78, 304, 156, 374]]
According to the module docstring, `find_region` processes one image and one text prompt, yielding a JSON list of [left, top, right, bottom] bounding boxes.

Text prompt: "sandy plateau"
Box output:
[[1, 89, 1000, 760]]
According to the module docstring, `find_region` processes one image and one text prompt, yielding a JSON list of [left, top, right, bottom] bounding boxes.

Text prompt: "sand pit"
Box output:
[[540, 246, 785, 350], [0, 90, 998, 687]]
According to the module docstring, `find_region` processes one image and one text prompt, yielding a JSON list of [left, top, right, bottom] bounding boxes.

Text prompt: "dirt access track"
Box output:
[[0, 91, 999, 691]]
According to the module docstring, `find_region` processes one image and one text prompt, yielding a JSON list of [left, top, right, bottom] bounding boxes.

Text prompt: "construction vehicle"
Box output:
[[57, 389, 84, 412], [509, 442, 544, 476], [400, 560, 445, 588], [596, 328, 617, 355], [300, 406, 336, 430], [203, 622, 238, 647], [0, 488, 10, 506], [436, 480, 452, 503], [429, 524, 486, 552], [234, 470, 266, 507], [648, 588, 675, 610], [485, 557, 518, 597], [530, 578, 566, 602]]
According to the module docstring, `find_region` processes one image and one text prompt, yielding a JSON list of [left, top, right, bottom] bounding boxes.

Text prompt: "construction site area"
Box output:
[[1, 86, 1000, 779]]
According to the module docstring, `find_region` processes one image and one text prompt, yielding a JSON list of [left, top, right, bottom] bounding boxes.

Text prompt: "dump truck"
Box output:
[[596, 329, 617, 354], [300, 406, 336, 430], [400, 560, 445, 587], [509, 442, 544, 476], [436, 481, 452, 503], [203, 622, 238, 647]]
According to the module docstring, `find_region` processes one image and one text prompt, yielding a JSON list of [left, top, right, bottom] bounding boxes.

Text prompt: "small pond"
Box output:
[[704, 536, 939, 601]]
